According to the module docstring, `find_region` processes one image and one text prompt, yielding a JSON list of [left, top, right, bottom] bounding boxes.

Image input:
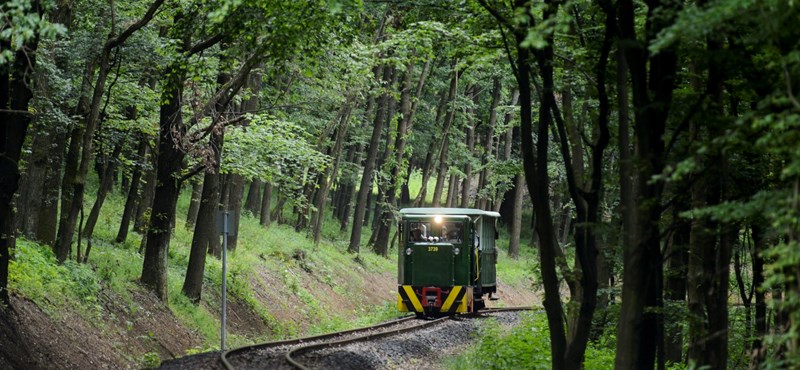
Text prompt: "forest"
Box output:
[[1, 0, 800, 369]]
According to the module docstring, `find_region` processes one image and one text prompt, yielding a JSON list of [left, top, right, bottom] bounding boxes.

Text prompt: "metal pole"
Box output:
[[221, 210, 228, 351]]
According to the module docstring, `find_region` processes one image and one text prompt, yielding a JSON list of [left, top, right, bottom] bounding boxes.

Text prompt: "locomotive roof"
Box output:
[[399, 208, 501, 218]]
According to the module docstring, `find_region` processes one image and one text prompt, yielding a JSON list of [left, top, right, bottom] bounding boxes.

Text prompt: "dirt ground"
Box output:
[[0, 289, 198, 369], [0, 268, 536, 369]]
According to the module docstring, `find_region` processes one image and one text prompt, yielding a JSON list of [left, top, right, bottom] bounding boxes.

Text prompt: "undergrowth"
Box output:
[[7, 181, 408, 357], [445, 312, 616, 370], [7, 174, 537, 365]]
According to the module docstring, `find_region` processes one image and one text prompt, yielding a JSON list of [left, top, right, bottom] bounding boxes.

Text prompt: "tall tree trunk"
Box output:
[[508, 174, 524, 258], [687, 35, 730, 369], [483, 5, 600, 368], [432, 141, 450, 208], [374, 59, 427, 255], [515, 27, 567, 370], [341, 120, 371, 230], [431, 71, 460, 208], [244, 179, 262, 216], [547, 2, 611, 365], [348, 64, 391, 254], [399, 159, 413, 206], [312, 102, 353, 245], [36, 129, 67, 246], [414, 80, 449, 207], [1, 30, 40, 305], [664, 200, 689, 364], [460, 87, 477, 208], [734, 227, 754, 354], [15, 131, 48, 237], [615, 43, 635, 315], [56, 58, 96, 261], [367, 68, 399, 242], [56, 0, 166, 264], [142, 12, 261, 297], [141, 60, 187, 301], [417, 65, 460, 207], [611, 0, 679, 367], [445, 173, 458, 208], [34, 0, 73, 248], [260, 182, 272, 227], [116, 136, 149, 243], [227, 65, 261, 247], [475, 77, 502, 210], [271, 192, 286, 225], [495, 89, 520, 216], [182, 171, 221, 302], [751, 222, 767, 365], [185, 180, 203, 228], [334, 144, 358, 224], [226, 178, 245, 251], [81, 141, 124, 256], [134, 152, 157, 233]]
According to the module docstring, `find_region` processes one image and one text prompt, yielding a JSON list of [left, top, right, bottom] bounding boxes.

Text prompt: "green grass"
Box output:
[[10, 240, 104, 318], [8, 179, 404, 356], [494, 231, 538, 288], [444, 311, 616, 370], [404, 170, 437, 205], [8, 171, 539, 365], [365, 169, 440, 205]]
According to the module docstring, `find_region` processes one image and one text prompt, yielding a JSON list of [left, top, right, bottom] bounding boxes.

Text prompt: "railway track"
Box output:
[[219, 315, 418, 369], [220, 307, 531, 370]]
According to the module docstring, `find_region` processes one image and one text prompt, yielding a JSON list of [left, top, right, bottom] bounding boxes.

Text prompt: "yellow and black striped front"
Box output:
[[397, 286, 470, 314]]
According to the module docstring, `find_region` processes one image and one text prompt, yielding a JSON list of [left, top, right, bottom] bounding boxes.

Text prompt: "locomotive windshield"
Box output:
[[407, 220, 462, 243], [409, 222, 431, 242], [442, 222, 462, 243]]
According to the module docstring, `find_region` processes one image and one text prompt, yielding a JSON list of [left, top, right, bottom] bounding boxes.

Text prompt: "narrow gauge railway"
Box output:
[[220, 307, 530, 370], [219, 315, 418, 369]]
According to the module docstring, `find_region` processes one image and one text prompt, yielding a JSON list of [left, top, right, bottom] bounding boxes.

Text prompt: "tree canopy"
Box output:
[[2, 0, 800, 368]]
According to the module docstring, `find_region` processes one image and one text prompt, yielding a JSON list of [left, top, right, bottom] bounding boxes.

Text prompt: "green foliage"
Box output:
[[0, 0, 66, 63], [222, 114, 331, 181], [449, 312, 617, 370], [223, 114, 331, 212], [727, 306, 755, 369], [9, 240, 102, 314], [140, 351, 161, 369], [651, 0, 795, 54], [494, 229, 538, 288]]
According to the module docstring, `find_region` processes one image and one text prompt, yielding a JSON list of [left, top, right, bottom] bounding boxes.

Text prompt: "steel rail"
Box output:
[[221, 306, 533, 370], [285, 306, 533, 370], [285, 316, 450, 370], [219, 315, 415, 370]]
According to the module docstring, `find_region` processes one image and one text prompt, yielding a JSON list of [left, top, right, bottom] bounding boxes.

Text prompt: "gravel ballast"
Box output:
[[293, 311, 524, 370]]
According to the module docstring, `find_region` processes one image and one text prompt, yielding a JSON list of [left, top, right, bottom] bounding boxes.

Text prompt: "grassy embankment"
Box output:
[[8, 171, 536, 365]]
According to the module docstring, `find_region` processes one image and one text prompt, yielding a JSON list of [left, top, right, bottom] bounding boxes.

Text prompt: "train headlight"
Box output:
[[405, 248, 413, 255], [453, 247, 460, 255]]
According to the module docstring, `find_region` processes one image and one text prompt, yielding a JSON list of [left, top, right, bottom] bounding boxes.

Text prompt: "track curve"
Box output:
[[220, 307, 532, 370]]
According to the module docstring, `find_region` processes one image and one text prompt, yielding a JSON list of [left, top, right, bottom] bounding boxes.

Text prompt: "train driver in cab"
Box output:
[[410, 222, 428, 242], [445, 222, 462, 243]]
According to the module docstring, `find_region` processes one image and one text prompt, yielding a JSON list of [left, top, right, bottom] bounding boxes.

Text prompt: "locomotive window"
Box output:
[[409, 222, 430, 242], [443, 222, 462, 243]]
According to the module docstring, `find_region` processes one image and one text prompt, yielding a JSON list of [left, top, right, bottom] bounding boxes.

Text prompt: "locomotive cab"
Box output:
[[397, 208, 500, 317]]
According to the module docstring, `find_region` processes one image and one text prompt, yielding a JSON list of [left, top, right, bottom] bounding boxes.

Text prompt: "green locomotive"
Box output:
[[397, 208, 500, 316]]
